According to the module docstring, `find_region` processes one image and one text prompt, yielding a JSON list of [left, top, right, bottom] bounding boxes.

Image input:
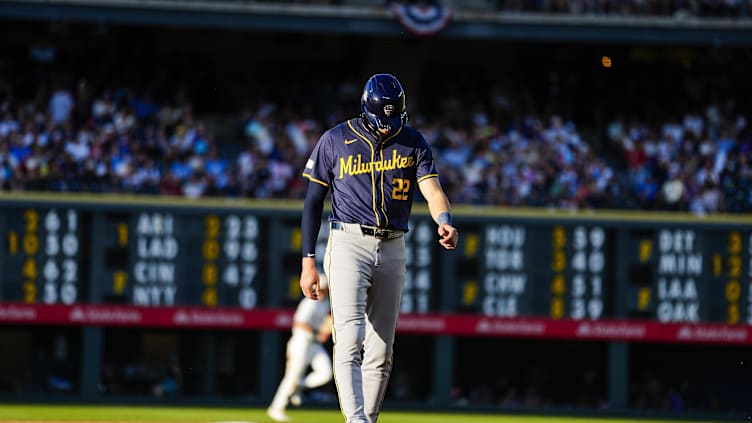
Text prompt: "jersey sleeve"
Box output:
[[414, 132, 439, 183], [302, 132, 333, 187]]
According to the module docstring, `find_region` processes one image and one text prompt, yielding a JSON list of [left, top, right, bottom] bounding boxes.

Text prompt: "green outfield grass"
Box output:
[[0, 405, 708, 423]]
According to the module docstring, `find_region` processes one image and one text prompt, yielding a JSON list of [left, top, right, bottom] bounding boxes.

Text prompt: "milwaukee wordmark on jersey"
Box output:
[[303, 118, 438, 231]]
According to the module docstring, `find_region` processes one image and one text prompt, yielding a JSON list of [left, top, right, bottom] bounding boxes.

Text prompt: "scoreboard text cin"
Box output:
[[133, 213, 179, 305]]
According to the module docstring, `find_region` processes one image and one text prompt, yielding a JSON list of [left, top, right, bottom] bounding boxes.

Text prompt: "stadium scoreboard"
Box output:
[[98, 211, 265, 308], [624, 228, 751, 324], [457, 223, 613, 320], [0, 200, 750, 326]]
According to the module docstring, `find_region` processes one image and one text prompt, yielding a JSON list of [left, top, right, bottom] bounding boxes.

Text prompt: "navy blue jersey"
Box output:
[[303, 118, 438, 231]]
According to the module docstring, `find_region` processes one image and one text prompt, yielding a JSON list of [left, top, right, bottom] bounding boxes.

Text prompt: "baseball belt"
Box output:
[[330, 221, 404, 240]]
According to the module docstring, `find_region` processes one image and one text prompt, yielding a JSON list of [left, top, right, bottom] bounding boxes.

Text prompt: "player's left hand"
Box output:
[[438, 223, 458, 250], [300, 258, 321, 300]]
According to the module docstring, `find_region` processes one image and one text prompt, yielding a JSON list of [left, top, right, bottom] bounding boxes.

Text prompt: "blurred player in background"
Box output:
[[267, 274, 333, 422]]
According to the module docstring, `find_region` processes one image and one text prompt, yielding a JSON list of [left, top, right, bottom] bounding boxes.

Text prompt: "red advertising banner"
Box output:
[[0, 303, 295, 330], [1, 303, 750, 345], [396, 314, 752, 344]]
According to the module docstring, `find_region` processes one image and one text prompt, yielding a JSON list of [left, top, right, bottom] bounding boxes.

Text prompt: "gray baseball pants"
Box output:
[[323, 222, 406, 423]]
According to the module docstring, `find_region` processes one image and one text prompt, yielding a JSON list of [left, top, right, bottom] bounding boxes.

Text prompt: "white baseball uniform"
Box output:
[[268, 294, 332, 417]]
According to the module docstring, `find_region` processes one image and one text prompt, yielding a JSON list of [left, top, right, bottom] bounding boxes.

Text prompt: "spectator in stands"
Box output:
[[49, 84, 74, 125]]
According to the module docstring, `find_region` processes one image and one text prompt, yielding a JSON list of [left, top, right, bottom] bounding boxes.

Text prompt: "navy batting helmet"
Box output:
[[361, 73, 408, 135]]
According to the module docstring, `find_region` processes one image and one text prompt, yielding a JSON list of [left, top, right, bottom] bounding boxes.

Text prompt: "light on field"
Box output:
[[601, 55, 612, 68]]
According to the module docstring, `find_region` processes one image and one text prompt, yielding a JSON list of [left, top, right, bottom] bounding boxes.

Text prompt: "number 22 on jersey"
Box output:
[[392, 178, 410, 201]]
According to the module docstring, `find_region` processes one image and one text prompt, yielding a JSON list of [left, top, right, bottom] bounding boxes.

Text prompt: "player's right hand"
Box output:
[[438, 223, 458, 250], [300, 258, 321, 300]]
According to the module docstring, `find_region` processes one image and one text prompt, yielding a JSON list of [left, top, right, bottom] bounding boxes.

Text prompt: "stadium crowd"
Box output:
[[1, 77, 749, 215], [607, 101, 752, 214]]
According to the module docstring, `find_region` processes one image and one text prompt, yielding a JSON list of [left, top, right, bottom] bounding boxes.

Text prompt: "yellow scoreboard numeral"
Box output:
[[637, 288, 651, 311], [8, 231, 18, 255], [289, 276, 301, 298], [639, 240, 653, 263], [462, 281, 478, 305], [22, 282, 36, 304], [291, 229, 302, 250], [712, 254, 722, 277], [727, 303, 740, 325], [729, 231, 742, 254], [727, 256, 741, 278], [202, 263, 218, 286], [550, 298, 564, 319], [725, 280, 741, 302], [202, 288, 217, 307], [117, 223, 129, 247], [464, 234, 478, 257], [113, 271, 127, 294], [552, 226, 566, 248], [24, 209, 38, 232], [23, 234, 39, 255], [550, 275, 566, 295], [205, 215, 220, 238], [202, 240, 219, 260], [552, 251, 566, 272], [22, 258, 37, 279]]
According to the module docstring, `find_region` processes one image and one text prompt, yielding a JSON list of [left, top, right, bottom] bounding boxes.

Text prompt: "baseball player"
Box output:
[[299, 73, 458, 423], [267, 274, 333, 422]]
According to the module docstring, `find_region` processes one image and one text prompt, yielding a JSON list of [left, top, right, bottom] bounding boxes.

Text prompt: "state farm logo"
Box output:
[[677, 326, 692, 339], [474, 319, 545, 335], [575, 322, 646, 339], [275, 313, 293, 328], [69, 307, 86, 322], [173, 310, 190, 324], [397, 316, 446, 332], [173, 309, 244, 326], [676, 325, 748, 342], [0, 304, 37, 321]]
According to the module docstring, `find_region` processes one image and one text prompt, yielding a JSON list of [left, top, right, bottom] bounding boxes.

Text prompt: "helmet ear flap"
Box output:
[[360, 108, 379, 134]]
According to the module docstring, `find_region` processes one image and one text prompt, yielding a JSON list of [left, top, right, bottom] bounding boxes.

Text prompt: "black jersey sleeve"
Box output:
[[301, 180, 329, 258]]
